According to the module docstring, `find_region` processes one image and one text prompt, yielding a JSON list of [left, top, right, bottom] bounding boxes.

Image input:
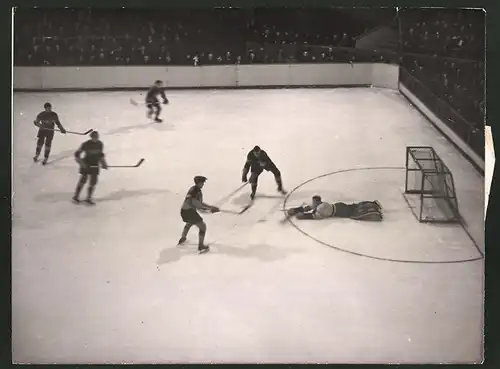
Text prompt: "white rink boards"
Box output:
[[12, 88, 484, 364]]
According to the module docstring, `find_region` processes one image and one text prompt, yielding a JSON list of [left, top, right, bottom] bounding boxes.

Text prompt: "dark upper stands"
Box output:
[[14, 8, 485, 159], [399, 8, 485, 156]]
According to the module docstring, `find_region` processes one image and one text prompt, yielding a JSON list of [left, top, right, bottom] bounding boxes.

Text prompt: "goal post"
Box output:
[[404, 146, 461, 223]]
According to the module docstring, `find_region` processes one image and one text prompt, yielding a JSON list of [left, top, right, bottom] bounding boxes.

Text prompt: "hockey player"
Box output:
[[178, 176, 220, 254], [33, 102, 67, 165], [242, 145, 286, 200], [145, 80, 169, 123], [72, 131, 108, 205], [287, 195, 383, 221]]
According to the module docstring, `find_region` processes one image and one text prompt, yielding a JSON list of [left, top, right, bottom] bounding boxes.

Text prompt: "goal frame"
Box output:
[[404, 146, 461, 224]]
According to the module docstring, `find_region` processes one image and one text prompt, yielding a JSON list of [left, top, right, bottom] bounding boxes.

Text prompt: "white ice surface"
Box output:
[[12, 88, 484, 364]]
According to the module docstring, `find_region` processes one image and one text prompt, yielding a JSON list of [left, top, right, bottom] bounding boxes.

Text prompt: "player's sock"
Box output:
[[74, 185, 83, 199], [276, 177, 286, 193], [74, 180, 85, 198], [86, 185, 95, 201], [251, 184, 257, 199], [179, 224, 192, 243], [198, 229, 206, 248], [34, 146, 42, 161]]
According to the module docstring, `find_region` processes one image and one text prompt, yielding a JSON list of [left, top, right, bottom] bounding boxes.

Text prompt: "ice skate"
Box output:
[[277, 186, 287, 195], [177, 237, 187, 245], [72, 196, 81, 204], [42, 158, 48, 165], [198, 245, 210, 254], [33, 156, 38, 163], [154, 117, 163, 123], [84, 198, 96, 205]]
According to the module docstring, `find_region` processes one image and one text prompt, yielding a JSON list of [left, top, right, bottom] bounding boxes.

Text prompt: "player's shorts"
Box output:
[[333, 202, 356, 218], [37, 130, 54, 142], [146, 100, 160, 109], [181, 209, 203, 224], [79, 165, 99, 176]]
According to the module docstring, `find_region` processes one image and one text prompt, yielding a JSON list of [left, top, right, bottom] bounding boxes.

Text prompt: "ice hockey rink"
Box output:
[[12, 87, 484, 364]]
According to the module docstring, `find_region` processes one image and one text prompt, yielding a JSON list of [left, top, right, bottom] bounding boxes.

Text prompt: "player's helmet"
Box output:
[[44, 102, 52, 110], [90, 131, 99, 139], [253, 146, 261, 156], [194, 176, 207, 184], [155, 80, 163, 85], [312, 195, 322, 202]]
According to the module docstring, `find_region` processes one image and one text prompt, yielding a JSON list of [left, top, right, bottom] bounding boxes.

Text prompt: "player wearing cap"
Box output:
[[178, 176, 220, 254]]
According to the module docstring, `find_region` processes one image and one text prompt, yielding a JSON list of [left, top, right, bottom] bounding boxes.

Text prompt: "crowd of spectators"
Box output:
[[14, 8, 373, 66], [14, 8, 485, 154], [400, 8, 485, 131]]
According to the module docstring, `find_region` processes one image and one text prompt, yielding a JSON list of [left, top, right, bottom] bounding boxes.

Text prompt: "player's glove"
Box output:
[[242, 174, 247, 183], [163, 99, 169, 105], [101, 163, 108, 170], [60, 127, 67, 134], [287, 207, 304, 217], [210, 206, 220, 213]]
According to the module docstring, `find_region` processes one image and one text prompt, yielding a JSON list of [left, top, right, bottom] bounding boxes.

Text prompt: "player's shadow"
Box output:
[[231, 192, 284, 206], [46, 149, 77, 165], [33, 188, 171, 203], [157, 242, 302, 265], [97, 188, 171, 202], [104, 121, 175, 135], [104, 123, 155, 135]]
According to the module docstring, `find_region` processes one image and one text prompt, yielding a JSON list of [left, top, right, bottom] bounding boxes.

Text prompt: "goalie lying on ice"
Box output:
[[287, 195, 383, 221]]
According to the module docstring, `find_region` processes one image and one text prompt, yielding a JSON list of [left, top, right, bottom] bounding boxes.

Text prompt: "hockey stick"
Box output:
[[218, 209, 243, 215], [131, 98, 170, 106], [90, 158, 145, 168], [213, 182, 249, 208], [218, 205, 252, 215], [130, 98, 143, 106], [41, 128, 93, 135]]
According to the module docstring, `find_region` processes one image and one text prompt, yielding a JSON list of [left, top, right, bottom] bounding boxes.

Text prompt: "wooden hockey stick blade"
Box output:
[[219, 209, 241, 215], [41, 128, 93, 135], [239, 204, 252, 214], [213, 182, 249, 208], [107, 158, 145, 168]]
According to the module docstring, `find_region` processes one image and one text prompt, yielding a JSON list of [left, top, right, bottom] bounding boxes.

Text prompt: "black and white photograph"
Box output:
[[12, 7, 486, 364]]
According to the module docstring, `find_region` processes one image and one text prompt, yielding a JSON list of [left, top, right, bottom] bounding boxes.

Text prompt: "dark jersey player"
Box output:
[[33, 102, 67, 165], [72, 131, 108, 205], [146, 80, 169, 123], [287, 195, 383, 221], [242, 146, 286, 200], [178, 176, 220, 254]]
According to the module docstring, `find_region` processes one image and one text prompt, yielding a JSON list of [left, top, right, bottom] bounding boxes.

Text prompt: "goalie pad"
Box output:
[[287, 206, 304, 216], [350, 205, 383, 221]]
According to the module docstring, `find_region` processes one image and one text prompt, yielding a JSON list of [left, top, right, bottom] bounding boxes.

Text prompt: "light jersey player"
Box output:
[[287, 195, 383, 221]]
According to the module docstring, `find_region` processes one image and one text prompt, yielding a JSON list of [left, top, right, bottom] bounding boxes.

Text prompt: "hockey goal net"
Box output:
[[404, 146, 460, 223]]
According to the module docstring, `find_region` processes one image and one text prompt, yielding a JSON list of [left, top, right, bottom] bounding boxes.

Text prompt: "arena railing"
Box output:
[[399, 67, 484, 161]]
